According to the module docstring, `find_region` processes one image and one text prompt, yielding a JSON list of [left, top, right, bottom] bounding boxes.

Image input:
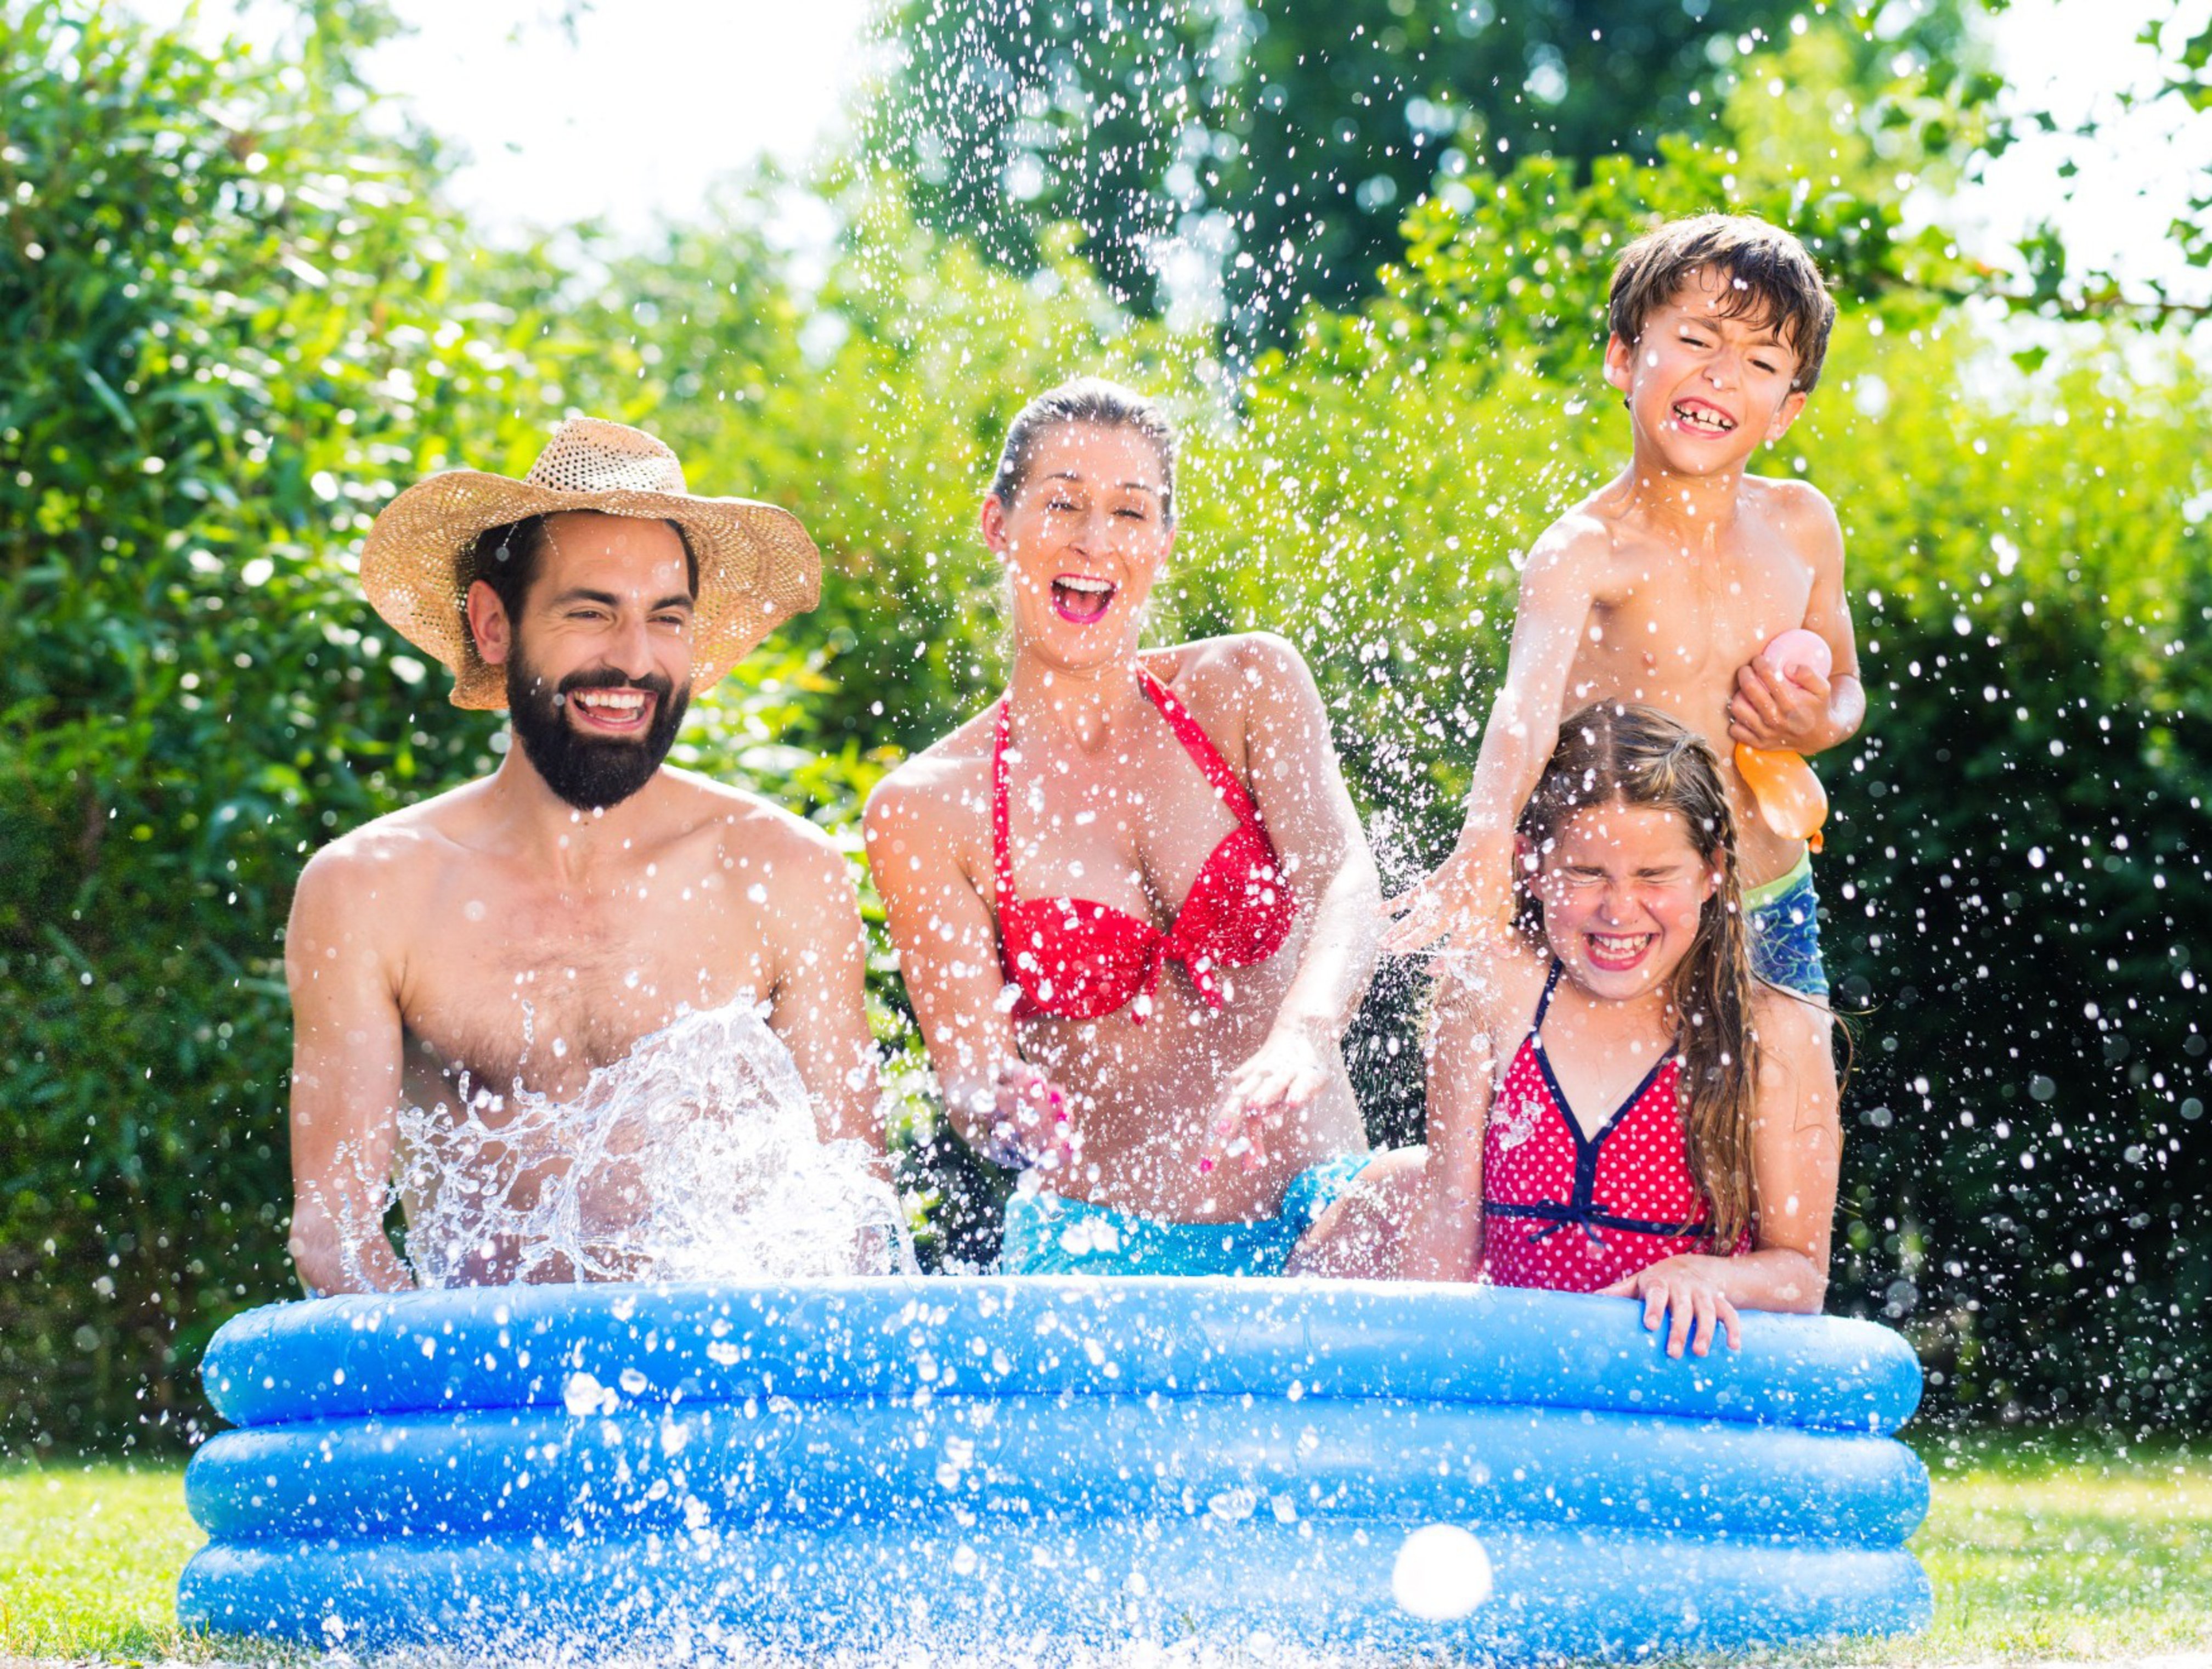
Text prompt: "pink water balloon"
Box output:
[[1735, 630, 1832, 851]]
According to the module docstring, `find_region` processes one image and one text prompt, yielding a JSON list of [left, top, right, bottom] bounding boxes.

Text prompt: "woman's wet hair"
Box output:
[[1516, 701, 1761, 1250], [989, 377, 1177, 526]]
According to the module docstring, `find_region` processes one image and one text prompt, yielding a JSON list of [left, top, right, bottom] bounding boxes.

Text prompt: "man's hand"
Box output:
[[1727, 652, 1832, 753]]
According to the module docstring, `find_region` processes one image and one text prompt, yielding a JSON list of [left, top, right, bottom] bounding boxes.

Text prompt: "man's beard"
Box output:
[[506, 650, 689, 811]]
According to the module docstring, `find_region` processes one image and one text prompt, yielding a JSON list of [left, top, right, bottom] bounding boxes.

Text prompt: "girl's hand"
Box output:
[[984, 1061, 1080, 1174], [1205, 1023, 1330, 1174], [1600, 1256, 1743, 1358]]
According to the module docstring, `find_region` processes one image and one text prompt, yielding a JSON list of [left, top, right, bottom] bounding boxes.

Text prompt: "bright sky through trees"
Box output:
[[126, 0, 2211, 311]]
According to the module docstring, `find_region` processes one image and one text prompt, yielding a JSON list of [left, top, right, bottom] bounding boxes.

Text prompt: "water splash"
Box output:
[[392, 995, 912, 1286]]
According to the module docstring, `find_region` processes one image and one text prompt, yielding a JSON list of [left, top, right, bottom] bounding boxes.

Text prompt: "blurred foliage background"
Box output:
[[1, 0, 2205, 1453]]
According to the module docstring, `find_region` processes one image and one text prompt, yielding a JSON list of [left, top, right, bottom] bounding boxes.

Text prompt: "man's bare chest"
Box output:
[[396, 866, 776, 1098]]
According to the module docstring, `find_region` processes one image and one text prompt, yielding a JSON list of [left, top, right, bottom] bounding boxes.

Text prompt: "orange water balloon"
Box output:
[[1736, 629, 1834, 852], [1735, 742, 1829, 852]]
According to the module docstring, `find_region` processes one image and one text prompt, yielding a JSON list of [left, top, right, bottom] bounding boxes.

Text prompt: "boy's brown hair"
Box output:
[[1609, 213, 1837, 393]]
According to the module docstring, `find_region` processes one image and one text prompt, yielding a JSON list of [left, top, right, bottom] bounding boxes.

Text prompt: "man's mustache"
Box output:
[[555, 667, 676, 701]]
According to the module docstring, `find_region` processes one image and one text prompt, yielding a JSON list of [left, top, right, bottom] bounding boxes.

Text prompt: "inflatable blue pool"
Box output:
[[179, 1279, 1931, 1656]]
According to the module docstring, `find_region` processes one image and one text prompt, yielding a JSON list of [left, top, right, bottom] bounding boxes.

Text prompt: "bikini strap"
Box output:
[[1531, 957, 1566, 1035], [990, 696, 1017, 911], [1138, 668, 1264, 829]]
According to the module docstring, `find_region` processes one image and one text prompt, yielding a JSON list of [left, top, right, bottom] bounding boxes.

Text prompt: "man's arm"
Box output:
[[285, 844, 414, 1294], [1383, 522, 1607, 951], [1730, 484, 1865, 755], [763, 832, 882, 1153]]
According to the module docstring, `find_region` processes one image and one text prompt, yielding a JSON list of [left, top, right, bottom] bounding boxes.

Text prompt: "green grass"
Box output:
[[1, 1435, 2207, 1663], [0, 1464, 211, 1660]]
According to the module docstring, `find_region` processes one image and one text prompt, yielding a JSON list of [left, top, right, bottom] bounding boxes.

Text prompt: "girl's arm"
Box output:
[[1600, 989, 1843, 1354], [863, 765, 1073, 1172], [1397, 958, 1502, 1281]]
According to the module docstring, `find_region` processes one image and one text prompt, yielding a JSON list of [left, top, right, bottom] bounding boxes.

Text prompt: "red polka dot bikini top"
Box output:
[[992, 669, 1297, 1023], [1482, 960, 1740, 1292]]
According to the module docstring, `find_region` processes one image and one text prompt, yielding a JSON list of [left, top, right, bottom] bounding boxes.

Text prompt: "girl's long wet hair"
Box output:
[[1515, 702, 1760, 1249]]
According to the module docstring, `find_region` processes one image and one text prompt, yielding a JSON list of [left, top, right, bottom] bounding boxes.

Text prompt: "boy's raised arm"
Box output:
[[1384, 525, 1605, 953]]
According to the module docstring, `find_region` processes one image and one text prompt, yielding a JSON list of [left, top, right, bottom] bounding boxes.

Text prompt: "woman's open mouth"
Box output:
[[1586, 931, 1656, 972], [565, 687, 656, 734], [1051, 574, 1117, 624]]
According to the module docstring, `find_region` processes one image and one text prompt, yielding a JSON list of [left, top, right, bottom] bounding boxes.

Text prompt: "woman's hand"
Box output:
[[983, 1061, 1080, 1174], [1599, 1256, 1743, 1358], [1205, 1022, 1333, 1174]]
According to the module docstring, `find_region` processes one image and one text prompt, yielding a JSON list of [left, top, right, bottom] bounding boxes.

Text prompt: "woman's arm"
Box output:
[[863, 766, 1071, 1171], [1599, 989, 1843, 1354], [1210, 634, 1383, 1161], [1397, 958, 1501, 1281]]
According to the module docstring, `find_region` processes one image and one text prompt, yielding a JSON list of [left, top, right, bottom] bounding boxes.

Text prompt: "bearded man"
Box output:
[[285, 419, 891, 1293]]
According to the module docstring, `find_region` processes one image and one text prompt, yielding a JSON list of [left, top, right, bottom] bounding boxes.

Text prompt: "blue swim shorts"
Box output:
[[1744, 851, 1830, 1000], [998, 1151, 1373, 1277]]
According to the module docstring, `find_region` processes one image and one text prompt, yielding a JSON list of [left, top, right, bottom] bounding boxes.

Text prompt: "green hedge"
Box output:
[[2, 4, 2203, 1452]]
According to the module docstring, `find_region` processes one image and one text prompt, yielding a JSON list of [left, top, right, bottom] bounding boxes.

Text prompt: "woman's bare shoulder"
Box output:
[[1149, 630, 1309, 687], [1148, 633, 1321, 738], [867, 699, 1000, 837]]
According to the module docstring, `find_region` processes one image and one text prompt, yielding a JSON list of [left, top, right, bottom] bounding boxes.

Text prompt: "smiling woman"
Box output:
[[865, 379, 1403, 1276]]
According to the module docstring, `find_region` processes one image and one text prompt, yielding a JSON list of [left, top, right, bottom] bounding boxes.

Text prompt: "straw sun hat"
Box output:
[[360, 418, 822, 711]]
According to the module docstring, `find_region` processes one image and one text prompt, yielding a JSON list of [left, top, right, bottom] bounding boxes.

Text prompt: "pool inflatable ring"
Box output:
[[179, 1279, 1931, 1656]]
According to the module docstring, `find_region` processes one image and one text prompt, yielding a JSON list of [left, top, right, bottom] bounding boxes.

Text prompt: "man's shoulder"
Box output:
[[1526, 492, 1631, 581], [295, 786, 481, 900], [1746, 472, 1842, 537], [659, 768, 848, 872]]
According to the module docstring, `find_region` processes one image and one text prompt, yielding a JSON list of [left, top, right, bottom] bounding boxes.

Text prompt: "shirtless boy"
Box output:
[[1388, 213, 1864, 996], [285, 419, 878, 1293]]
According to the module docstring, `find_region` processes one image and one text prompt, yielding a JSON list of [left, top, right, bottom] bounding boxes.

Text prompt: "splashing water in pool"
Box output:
[[390, 995, 911, 1286]]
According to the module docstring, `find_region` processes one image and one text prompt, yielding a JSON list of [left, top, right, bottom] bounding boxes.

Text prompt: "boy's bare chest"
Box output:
[[1578, 537, 1814, 698], [396, 856, 777, 1099]]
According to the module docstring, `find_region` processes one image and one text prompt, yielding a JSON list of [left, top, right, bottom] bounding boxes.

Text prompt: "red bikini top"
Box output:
[[992, 669, 1297, 1023]]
